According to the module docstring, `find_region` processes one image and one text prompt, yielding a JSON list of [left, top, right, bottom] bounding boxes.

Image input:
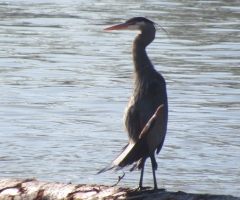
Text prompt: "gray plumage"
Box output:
[[98, 17, 168, 191]]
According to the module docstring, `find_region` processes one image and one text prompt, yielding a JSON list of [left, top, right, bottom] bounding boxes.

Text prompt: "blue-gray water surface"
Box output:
[[0, 0, 239, 197]]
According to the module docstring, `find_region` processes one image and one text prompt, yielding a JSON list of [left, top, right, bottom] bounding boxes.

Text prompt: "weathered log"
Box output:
[[0, 178, 239, 200]]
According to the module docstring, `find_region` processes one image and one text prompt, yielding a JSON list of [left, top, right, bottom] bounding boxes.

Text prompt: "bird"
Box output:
[[98, 17, 168, 191]]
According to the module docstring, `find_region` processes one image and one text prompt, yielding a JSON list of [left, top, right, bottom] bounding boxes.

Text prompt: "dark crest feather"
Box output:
[[126, 17, 171, 41], [126, 17, 155, 25]]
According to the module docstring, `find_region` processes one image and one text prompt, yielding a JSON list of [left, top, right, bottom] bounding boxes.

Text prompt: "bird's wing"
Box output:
[[156, 137, 165, 154], [124, 103, 143, 143], [138, 114, 156, 139], [117, 139, 147, 169], [98, 114, 157, 173], [97, 105, 167, 174], [118, 105, 167, 171], [156, 106, 168, 154], [117, 117, 157, 168], [118, 105, 166, 169], [139, 104, 167, 155]]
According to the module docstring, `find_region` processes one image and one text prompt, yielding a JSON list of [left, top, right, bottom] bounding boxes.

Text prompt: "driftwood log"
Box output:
[[0, 178, 239, 200]]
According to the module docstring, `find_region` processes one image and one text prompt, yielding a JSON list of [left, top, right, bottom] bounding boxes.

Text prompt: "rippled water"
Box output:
[[0, 0, 239, 197]]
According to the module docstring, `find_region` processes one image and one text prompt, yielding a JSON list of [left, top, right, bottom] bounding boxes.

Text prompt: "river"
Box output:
[[0, 0, 239, 197]]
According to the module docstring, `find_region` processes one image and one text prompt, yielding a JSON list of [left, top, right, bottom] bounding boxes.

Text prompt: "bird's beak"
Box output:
[[103, 23, 128, 31]]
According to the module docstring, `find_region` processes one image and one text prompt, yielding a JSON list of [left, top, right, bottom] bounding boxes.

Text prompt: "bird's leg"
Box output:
[[150, 155, 158, 191], [138, 157, 148, 191], [139, 163, 145, 190]]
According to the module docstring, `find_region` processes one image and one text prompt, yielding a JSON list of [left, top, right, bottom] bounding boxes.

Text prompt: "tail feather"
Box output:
[[97, 165, 115, 174], [97, 143, 134, 174], [118, 138, 148, 168], [97, 140, 147, 174]]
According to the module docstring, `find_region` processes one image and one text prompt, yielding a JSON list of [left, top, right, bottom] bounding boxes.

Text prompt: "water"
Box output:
[[0, 0, 239, 197]]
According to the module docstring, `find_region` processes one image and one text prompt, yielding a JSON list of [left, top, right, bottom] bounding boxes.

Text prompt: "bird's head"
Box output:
[[103, 17, 156, 31]]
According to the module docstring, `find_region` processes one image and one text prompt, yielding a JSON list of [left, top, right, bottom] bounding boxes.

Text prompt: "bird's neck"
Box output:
[[132, 33, 155, 86]]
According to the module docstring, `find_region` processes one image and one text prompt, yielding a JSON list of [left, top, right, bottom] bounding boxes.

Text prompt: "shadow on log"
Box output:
[[0, 178, 239, 200]]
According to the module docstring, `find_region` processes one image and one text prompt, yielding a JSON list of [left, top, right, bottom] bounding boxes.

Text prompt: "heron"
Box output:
[[98, 17, 168, 191]]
